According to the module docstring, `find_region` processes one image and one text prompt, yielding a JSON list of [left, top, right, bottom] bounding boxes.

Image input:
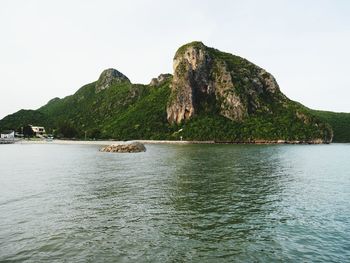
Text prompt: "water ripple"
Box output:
[[0, 144, 350, 262]]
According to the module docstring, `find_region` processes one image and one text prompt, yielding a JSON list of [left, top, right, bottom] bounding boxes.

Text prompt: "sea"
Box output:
[[0, 143, 349, 262]]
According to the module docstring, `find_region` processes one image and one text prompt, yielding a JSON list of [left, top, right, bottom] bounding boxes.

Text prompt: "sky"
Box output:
[[0, 0, 349, 119]]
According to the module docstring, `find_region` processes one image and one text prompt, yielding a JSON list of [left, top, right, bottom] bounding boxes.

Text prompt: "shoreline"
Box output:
[[18, 139, 215, 146], [16, 139, 331, 145]]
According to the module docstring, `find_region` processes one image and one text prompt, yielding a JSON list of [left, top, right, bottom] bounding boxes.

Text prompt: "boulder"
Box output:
[[100, 141, 146, 153]]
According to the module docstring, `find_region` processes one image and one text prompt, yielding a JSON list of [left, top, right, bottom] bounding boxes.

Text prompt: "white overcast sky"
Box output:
[[0, 0, 349, 119]]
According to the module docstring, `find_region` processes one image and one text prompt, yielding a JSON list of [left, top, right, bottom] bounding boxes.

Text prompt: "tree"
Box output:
[[56, 121, 78, 138], [23, 125, 34, 138]]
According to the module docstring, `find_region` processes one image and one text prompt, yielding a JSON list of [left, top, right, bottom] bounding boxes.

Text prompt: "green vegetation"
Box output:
[[0, 110, 50, 133], [0, 78, 347, 142], [310, 110, 350, 142], [174, 41, 206, 58], [0, 41, 349, 142], [172, 103, 331, 142], [0, 79, 176, 140]]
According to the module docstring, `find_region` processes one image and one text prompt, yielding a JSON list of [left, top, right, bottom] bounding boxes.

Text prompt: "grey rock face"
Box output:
[[149, 74, 172, 86], [166, 42, 284, 124], [95, 68, 130, 92], [167, 44, 212, 124], [100, 141, 146, 153]]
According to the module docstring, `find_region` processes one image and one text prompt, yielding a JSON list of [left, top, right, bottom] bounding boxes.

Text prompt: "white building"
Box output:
[[29, 125, 46, 136], [0, 130, 15, 139]]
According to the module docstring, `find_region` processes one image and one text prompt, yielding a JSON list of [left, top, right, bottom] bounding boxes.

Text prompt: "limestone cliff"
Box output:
[[167, 42, 286, 124], [165, 41, 333, 143], [149, 73, 172, 87]]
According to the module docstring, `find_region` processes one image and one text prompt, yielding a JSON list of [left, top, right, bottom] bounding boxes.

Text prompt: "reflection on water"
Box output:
[[0, 143, 350, 262], [163, 145, 287, 261]]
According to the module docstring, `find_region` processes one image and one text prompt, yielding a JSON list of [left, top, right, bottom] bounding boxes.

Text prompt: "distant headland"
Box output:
[[1, 41, 350, 143]]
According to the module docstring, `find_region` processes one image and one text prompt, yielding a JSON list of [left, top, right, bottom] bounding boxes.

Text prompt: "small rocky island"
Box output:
[[100, 141, 146, 153]]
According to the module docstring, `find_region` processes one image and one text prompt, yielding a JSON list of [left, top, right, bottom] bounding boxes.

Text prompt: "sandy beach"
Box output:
[[16, 138, 331, 145], [17, 139, 215, 146]]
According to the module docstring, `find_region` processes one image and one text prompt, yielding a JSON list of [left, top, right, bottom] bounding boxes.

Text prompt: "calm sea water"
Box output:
[[0, 143, 350, 262]]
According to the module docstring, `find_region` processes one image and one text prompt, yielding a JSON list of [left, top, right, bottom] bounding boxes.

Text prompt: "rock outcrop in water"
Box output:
[[100, 141, 146, 153]]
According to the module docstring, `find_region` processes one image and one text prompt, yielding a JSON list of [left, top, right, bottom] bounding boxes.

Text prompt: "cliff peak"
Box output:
[[95, 68, 130, 92], [167, 42, 283, 124], [174, 41, 206, 58]]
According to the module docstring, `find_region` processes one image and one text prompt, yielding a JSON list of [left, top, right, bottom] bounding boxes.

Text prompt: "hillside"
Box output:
[[0, 42, 341, 143], [310, 110, 350, 142]]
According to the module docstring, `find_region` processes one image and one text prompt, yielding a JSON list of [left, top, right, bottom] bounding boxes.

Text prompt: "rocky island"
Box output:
[[100, 141, 146, 153], [1, 41, 345, 143]]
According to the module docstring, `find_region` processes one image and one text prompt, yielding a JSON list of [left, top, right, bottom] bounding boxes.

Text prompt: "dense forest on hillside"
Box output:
[[310, 110, 350, 142], [0, 42, 348, 143]]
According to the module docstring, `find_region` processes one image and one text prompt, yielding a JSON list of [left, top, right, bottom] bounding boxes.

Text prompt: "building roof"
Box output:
[[29, 125, 45, 128], [1, 130, 14, 134]]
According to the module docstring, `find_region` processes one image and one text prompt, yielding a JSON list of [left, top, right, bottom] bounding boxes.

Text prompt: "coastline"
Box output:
[[18, 139, 215, 146], [16, 139, 331, 145]]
